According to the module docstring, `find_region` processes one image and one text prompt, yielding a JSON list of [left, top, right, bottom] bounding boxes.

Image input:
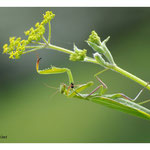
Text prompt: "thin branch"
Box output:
[[23, 46, 44, 54], [48, 21, 51, 43]]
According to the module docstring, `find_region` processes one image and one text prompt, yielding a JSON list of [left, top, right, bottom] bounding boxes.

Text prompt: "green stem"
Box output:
[[42, 36, 49, 45], [47, 44, 74, 55], [84, 56, 99, 64], [46, 44, 100, 64], [31, 41, 45, 45], [23, 46, 44, 54], [113, 65, 150, 90], [25, 46, 43, 49], [48, 21, 51, 43]]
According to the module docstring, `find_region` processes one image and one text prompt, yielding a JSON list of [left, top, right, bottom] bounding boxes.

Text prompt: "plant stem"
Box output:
[[48, 21, 51, 43], [47, 44, 74, 55], [42, 36, 49, 45], [23, 46, 44, 54], [31, 41, 45, 45], [25, 46, 43, 49], [113, 65, 150, 90], [84, 56, 99, 64], [46, 44, 150, 90]]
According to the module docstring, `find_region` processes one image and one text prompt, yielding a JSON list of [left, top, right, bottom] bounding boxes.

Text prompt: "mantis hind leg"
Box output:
[[94, 68, 110, 77], [93, 69, 109, 96], [94, 68, 150, 104], [118, 82, 149, 102], [86, 76, 108, 98], [138, 99, 150, 105]]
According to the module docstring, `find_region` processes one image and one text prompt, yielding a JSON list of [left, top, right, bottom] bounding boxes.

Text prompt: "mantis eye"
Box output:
[[60, 84, 66, 94], [71, 83, 74, 89]]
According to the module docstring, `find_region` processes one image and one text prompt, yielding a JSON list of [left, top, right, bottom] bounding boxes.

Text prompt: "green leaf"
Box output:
[[87, 41, 105, 54], [93, 52, 109, 67]]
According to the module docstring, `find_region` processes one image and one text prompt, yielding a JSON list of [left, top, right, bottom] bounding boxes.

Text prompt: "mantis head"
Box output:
[[60, 83, 67, 95]]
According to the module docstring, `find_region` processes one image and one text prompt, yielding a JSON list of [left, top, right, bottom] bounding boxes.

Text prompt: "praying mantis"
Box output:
[[36, 57, 150, 120]]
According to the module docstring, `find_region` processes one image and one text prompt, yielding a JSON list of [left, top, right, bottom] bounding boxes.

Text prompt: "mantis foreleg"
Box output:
[[36, 57, 74, 85]]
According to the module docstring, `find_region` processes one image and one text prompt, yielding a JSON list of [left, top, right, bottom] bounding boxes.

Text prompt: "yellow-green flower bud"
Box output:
[[70, 45, 87, 61], [41, 11, 55, 25], [35, 22, 40, 28], [88, 30, 101, 46], [24, 30, 30, 35]]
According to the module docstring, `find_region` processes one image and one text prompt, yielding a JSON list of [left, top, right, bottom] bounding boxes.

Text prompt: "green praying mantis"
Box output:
[[36, 57, 150, 120]]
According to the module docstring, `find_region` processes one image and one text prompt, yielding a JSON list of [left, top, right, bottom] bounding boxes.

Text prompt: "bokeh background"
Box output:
[[0, 7, 150, 143]]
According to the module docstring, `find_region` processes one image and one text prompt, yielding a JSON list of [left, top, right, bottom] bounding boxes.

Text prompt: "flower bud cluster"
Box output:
[[69, 45, 87, 61], [3, 11, 55, 59]]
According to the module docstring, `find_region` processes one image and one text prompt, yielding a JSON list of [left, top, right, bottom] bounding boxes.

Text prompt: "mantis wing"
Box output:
[[89, 94, 150, 120]]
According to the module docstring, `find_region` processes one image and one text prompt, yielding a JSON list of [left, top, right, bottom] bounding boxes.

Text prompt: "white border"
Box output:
[[0, 0, 150, 7], [0, 143, 149, 150]]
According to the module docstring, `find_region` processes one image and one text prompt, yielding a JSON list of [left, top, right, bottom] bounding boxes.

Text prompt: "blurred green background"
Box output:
[[0, 7, 150, 143]]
